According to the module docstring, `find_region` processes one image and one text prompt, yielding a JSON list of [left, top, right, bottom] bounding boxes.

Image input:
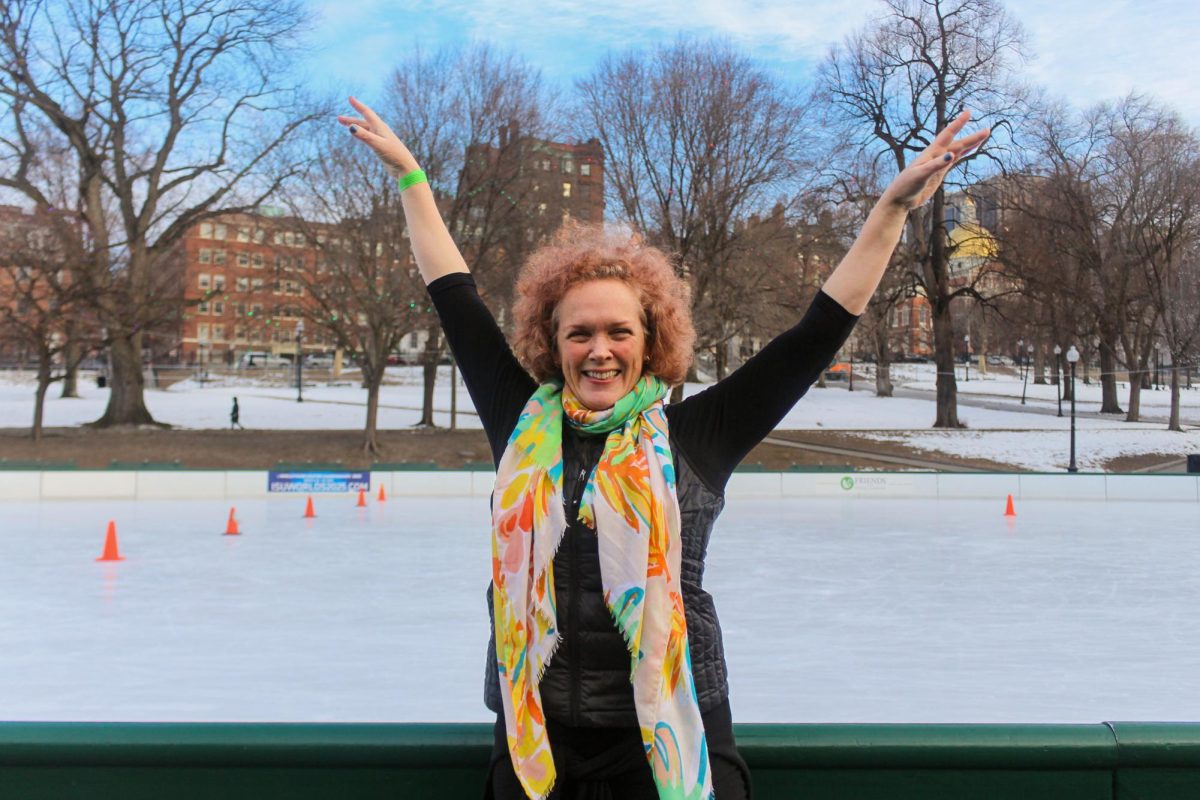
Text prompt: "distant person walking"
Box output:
[[230, 397, 244, 430]]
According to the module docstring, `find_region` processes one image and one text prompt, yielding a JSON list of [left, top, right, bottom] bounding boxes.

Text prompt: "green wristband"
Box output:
[[397, 169, 427, 192]]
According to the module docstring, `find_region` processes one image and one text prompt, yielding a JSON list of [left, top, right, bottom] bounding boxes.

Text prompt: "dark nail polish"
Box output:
[[943, 153, 953, 162], [350, 125, 358, 135]]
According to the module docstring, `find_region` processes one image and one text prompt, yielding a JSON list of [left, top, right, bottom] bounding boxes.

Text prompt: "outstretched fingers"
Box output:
[[349, 96, 387, 130]]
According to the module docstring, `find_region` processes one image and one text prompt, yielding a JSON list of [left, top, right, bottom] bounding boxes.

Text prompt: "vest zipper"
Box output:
[[569, 465, 588, 727]]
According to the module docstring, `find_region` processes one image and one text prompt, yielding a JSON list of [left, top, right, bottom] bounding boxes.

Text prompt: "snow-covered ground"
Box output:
[[3, 495, 1198, 723], [1, 365, 1198, 472]]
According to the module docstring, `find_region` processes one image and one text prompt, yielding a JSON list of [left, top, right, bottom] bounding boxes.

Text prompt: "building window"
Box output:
[[213, 250, 226, 265], [212, 324, 224, 340], [562, 182, 572, 198], [214, 224, 227, 240], [580, 163, 591, 177], [254, 229, 265, 243], [199, 222, 213, 238], [198, 301, 209, 314], [252, 253, 263, 269], [197, 323, 209, 340], [235, 325, 246, 341], [236, 227, 250, 243], [237, 252, 249, 267], [198, 273, 211, 290], [251, 278, 264, 292], [538, 203, 547, 216], [213, 275, 226, 291], [213, 301, 224, 315], [236, 277, 249, 292], [252, 303, 263, 316], [274, 231, 284, 245], [541, 159, 551, 171], [561, 159, 573, 173], [199, 249, 211, 264], [284, 231, 294, 247]]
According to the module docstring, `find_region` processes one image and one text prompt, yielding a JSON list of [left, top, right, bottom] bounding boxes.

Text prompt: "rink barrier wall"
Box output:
[[1, 469, 1198, 502], [0, 721, 1198, 798]]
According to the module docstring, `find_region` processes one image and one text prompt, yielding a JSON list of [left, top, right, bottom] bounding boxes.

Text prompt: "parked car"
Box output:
[[238, 351, 291, 369], [303, 355, 334, 369], [824, 362, 852, 381]]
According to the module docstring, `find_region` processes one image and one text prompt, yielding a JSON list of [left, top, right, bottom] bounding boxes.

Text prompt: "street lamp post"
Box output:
[[1066, 345, 1079, 473], [1054, 344, 1063, 417], [848, 350, 854, 392], [295, 319, 304, 403], [963, 334, 970, 382], [1020, 340, 1032, 405]]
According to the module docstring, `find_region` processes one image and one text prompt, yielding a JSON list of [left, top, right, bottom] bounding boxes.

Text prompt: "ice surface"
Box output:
[[2, 494, 1198, 724]]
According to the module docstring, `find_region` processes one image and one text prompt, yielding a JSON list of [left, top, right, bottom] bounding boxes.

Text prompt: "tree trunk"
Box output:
[[1168, 355, 1182, 432], [32, 355, 51, 442], [1033, 343, 1046, 384], [1098, 335, 1123, 414], [932, 300, 961, 428], [874, 322, 893, 397], [714, 343, 728, 382], [363, 370, 382, 454], [1125, 370, 1142, 423], [419, 323, 440, 427], [60, 331, 79, 398], [92, 333, 157, 427]]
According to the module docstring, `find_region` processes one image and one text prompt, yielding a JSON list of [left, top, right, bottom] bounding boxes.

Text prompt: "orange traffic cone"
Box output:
[[224, 507, 240, 536], [356, 489, 367, 507], [304, 496, 316, 518], [378, 484, 387, 502], [97, 520, 124, 562], [1004, 494, 1016, 517]]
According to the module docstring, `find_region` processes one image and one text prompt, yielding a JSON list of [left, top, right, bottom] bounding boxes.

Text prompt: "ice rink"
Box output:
[[2, 492, 1199, 724]]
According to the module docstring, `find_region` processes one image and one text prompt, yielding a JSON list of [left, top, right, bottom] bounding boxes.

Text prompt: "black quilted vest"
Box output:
[[484, 422, 729, 727]]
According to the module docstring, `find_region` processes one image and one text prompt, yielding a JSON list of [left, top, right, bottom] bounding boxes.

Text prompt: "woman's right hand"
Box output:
[[337, 96, 421, 180]]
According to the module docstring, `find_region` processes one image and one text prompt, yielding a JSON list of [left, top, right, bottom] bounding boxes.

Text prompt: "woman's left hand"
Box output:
[[882, 111, 991, 211]]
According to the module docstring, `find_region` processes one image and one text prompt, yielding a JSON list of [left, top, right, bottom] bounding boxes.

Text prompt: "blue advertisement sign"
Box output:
[[268, 471, 371, 493]]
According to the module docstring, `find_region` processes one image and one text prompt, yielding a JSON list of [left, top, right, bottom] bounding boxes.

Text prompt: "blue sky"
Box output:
[[299, 0, 1200, 125]]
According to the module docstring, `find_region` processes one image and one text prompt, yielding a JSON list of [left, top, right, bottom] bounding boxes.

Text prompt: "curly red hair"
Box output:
[[512, 224, 695, 385]]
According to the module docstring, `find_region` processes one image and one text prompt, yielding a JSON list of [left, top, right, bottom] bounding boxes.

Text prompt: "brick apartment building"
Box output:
[[176, 128, 605, 365]]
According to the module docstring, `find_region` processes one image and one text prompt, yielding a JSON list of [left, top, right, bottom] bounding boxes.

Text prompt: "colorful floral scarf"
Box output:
[[491, 375, 712, 800]]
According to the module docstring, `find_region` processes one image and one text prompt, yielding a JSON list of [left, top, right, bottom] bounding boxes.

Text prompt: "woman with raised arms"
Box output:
[[339, 95, 988, 800]]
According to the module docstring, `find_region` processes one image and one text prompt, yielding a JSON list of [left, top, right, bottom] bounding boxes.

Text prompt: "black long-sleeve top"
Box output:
[[427, 272, 858, 488]]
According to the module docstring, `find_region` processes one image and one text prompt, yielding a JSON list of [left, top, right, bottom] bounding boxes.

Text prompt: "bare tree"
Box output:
[[1166, 242, 1200, 428], [1121, 104, 1200, 430], [1010, 96, 1195, 420], [287, 123, 429, 454], [577, 37, 815, 395], [0, 207, 92, 439], [383, 43, 556, 425], [0, 0, 323, 427], [819, 0, 1028, 427]]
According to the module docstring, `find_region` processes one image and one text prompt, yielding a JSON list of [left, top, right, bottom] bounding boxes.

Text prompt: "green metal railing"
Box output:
[[2, 722, 1198, 799]]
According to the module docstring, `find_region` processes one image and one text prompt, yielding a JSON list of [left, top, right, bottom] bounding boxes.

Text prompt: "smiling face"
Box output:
[[554, 278, 648, 411]]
